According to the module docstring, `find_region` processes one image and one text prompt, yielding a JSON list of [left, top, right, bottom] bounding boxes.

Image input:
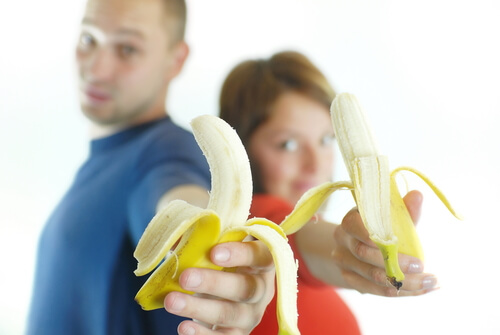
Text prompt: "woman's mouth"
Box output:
[[295, 181, 319, 194]]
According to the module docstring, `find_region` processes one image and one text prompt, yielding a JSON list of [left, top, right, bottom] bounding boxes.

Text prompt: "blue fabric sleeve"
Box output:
[[128, 163, 210, 245], [127, 124, 211, 246]]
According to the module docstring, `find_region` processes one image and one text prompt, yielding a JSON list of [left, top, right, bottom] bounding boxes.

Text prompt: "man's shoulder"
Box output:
[[136, 117, 206, 166], [145, 117, 196, 145]]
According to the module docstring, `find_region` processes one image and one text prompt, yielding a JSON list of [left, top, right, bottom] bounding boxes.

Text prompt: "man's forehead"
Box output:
[[82, 0, 166, 35]]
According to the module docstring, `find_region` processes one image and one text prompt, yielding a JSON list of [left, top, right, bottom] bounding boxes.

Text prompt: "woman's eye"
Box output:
[[321, 134, 335, 147], [279, 139, 298, 152]]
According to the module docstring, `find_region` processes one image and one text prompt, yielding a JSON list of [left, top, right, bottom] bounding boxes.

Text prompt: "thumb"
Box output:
[[403, 190, 423, 225]]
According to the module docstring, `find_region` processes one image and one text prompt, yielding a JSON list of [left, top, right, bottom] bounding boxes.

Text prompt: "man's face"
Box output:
[[76, 0, 178, 126]]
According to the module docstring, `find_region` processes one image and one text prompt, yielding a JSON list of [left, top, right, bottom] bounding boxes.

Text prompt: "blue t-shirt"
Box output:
[[27, 117, 211, 335]]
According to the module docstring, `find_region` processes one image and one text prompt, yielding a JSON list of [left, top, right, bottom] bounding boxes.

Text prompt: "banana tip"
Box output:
[[388, 276, 402, 291]]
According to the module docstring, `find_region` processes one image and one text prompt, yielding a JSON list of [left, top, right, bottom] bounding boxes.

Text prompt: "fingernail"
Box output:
[[170, 295, 186, 312], [407, 261, 424, 273], [422, 276, 438, 290], [184, 270, 202, 289], [179, 325, 195, 335], [213, 246, 230, 263]]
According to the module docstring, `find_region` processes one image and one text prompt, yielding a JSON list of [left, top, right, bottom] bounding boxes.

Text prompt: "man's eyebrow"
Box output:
[[115, 28, 145, 39]]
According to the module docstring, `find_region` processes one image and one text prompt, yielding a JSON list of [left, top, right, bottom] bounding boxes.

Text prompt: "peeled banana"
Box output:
[[329, 93, 462, 289], [134, 114, 350, 334]]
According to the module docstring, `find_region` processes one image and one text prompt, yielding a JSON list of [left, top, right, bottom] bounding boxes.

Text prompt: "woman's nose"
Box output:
[[302, 146, 321, 173]]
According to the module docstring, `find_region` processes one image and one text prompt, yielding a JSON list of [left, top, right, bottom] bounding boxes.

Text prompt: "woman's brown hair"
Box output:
[[219, 51, 336, 193]]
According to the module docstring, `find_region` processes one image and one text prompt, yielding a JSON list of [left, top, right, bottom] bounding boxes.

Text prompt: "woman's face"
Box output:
[[249, 91, 335, 205]]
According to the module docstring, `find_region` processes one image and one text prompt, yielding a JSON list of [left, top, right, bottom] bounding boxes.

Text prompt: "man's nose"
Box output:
[[83, 48, 116, 83]]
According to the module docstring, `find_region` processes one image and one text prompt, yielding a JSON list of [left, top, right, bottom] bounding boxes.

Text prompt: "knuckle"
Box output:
[[352, 241, 369, 260], [249, 310, 264, 331], [368, 267, 387, 285], [381, 285, 399, 297], [332, 223, 344, 241], [215, 304, 239, 326], [339, 269, 357, 290], [341, 209, 358, 232], [330, 247, 343, 265], [240, 275, 258, 302]]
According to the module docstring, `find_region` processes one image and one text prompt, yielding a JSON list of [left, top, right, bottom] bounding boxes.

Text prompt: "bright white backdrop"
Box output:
[[1, 0, 499, 334]]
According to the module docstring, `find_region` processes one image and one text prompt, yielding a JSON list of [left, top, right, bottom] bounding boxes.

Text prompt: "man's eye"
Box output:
[[118, 45, 137, 58], [279, 139, 298, 152], [79, 33, 95, 48]]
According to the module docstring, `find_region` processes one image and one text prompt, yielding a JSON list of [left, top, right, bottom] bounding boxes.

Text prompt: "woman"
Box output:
[[219, 51, 432, 334]]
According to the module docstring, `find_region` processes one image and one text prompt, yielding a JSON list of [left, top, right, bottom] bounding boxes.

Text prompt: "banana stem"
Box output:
[[374, 242, 404, 290]]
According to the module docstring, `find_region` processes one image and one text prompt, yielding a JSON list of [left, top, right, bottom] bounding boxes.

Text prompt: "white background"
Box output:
[[1, 0, 499, 334]]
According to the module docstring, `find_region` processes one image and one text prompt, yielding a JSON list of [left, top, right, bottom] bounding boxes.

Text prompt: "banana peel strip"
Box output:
[[391, 166, 463, 220], [134, 200, 219, 276], [280, 181, 353, 235], [227, 223, 300, 335], [134, 200, 222, 309]]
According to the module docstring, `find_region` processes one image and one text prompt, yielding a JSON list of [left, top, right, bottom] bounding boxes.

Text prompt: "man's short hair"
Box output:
[[162, 0, 187, 44]]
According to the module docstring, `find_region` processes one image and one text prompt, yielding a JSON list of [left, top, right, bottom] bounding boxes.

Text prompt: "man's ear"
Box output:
[[165, 41, 190, 81]]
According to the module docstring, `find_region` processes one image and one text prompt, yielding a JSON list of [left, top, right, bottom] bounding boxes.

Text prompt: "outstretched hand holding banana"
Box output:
[[329, 93, 462, 290], [134, 114, 350, 335]]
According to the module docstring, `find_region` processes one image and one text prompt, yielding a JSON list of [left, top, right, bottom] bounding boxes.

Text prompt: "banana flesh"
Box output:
[[134, 115, 351, 334], [329, 92, 462, 289]]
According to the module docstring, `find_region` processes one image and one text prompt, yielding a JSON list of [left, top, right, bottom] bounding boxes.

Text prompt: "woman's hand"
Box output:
[[164, 241, 275, 335], [332, 190, 439, 296]]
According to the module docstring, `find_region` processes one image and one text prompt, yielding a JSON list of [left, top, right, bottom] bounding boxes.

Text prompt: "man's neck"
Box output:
[[89, 111, 167, 139]]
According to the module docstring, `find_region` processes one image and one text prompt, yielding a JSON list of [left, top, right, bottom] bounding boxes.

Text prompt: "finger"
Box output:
[[343, 252, 435, 295], [340, 207, 377, 247], [210, 241, 274, 270], [333, 241, 425, 285], [178, 267, 268, 303], [333, 243, 388, 286], [341, 268, 399, 296], [165, 291, 258, 330], [403, 190, 423, 224], [399, 273, 439, 293], [339, 198, 426, 268], [177, 320, 211, 335], [177, 320, 242, 335], [334, 218, 384, 267], [341, 269, 439, 297]]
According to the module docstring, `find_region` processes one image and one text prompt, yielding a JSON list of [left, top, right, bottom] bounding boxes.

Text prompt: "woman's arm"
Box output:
[[294, 190, 439, 296]]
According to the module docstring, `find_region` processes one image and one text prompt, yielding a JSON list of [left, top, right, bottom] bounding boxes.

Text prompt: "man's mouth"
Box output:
[[83, 86, 111, 104]]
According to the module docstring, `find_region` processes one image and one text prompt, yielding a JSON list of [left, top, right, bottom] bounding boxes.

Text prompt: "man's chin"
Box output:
[[81, 106, 117, 125]]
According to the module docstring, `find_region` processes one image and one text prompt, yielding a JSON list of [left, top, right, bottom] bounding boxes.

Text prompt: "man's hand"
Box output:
[[164, 241, 275, 335], [332, 190, 439, 296]]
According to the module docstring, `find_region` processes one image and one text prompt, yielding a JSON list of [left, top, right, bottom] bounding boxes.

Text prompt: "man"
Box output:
[[27, 0, 274, 334]]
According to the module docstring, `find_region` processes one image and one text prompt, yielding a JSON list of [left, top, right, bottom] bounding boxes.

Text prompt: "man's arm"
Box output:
[[157, 184, 210, 211]]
